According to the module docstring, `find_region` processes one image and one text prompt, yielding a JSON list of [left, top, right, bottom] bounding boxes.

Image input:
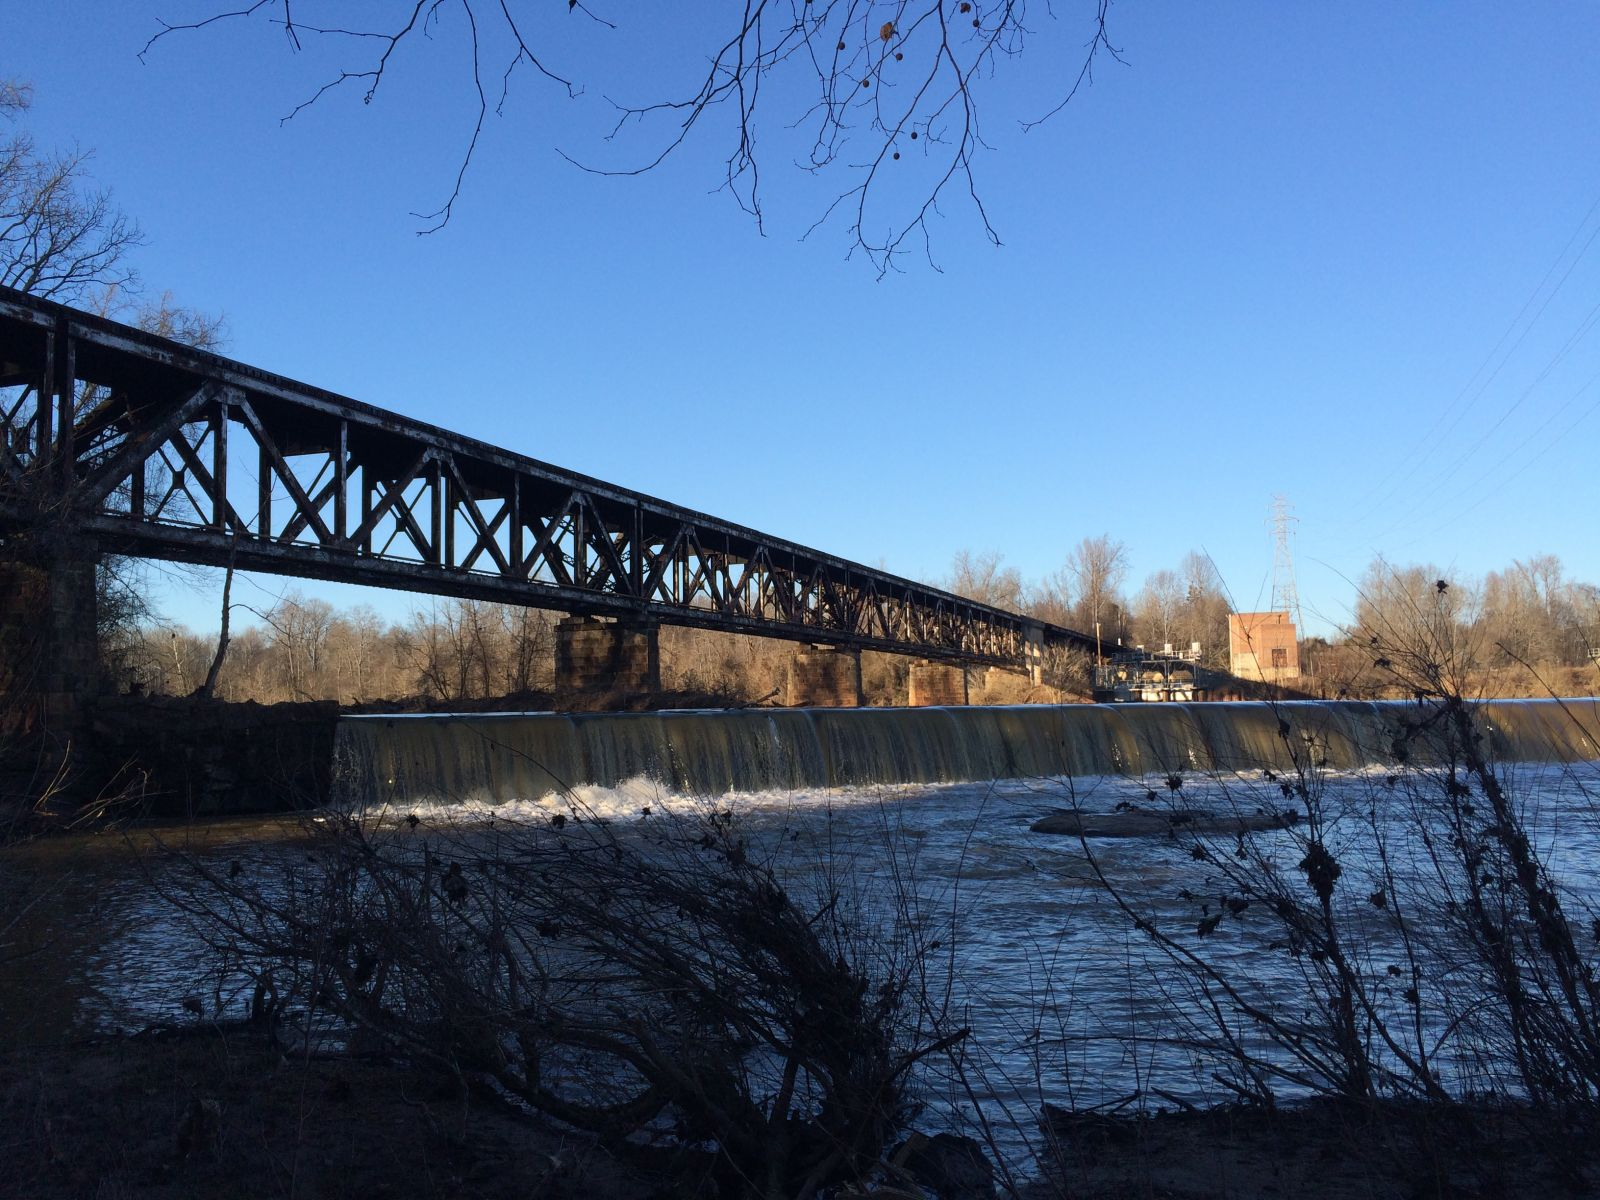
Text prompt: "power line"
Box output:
[[1346, 186, 1600, 525]]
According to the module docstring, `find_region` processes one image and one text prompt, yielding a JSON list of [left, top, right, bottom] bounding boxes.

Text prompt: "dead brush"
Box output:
[[1059, 576, 1600, 1191], [158, 798, 970, 1200]]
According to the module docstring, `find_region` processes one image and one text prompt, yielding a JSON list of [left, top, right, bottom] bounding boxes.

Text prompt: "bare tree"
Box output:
[[1063, 533, 1127, 640], [1133, 567, 1182, 649], [165, 803, 967, 1198], [264, 592, 338, 700], [139, 1, 1123, 272], [944, 547, 1025, 613], [1175, 549, 1229, 663], [0, 79, 143, 301], [496, 603, 554, 694], [338, 604, 389, 701]]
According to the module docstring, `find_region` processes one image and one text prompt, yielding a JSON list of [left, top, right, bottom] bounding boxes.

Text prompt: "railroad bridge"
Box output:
[[0, 286, 1095, 725]]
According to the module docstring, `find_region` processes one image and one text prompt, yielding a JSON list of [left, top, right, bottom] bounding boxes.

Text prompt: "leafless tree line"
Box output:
[[1355, 554, 1600, 672], [110, 593, 561, 706], [946, 539, 1600, 698], [945, 536, 1233, 665], [107, 593, 978, 708], [1308, 554, 1600, 699]]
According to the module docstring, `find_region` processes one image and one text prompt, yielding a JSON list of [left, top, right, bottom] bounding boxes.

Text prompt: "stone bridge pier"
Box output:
[[0, 545, 99, 739], [554, 616, 659, 706], [786, 646, 863, 707], [907, 659, 968, 706]]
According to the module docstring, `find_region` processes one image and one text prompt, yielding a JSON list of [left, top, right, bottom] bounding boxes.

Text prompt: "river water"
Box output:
[[4, 699, 1600, 1167]]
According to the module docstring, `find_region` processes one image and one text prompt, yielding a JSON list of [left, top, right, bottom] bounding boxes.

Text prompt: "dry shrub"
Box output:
[[1074, 584, 1600, 1119], [160, 801, 966, 1199]]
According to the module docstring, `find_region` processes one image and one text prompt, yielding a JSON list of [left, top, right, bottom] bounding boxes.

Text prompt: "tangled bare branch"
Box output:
[[140, 1, 1122, 271]]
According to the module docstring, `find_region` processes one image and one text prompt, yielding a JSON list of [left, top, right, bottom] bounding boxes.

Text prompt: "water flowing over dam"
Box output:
[[335, 699, 1600, 807]]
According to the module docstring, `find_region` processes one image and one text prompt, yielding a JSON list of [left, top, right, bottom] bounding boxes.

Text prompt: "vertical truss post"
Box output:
[[212, 394, 229, 532], [360, 476, 374, 554], [630, 503, 643, 598], [573, 500, 586, 589], [38, 327, 54, 465], [509, 475, 523, 573], [334, 420, 348, 544], [130, 456, 145, 519], [442, 465, 455, 568], [427, 459, 443, 565], [258, 441, 272, 539], [54, 317, 75, 484]]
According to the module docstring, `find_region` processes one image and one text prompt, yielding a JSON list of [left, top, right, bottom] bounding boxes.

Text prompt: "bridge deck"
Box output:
[[0, 287, 1093, 669]]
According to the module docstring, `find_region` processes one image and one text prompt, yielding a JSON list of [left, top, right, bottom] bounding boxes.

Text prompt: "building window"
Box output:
[[1271, 647, 1288, 669]]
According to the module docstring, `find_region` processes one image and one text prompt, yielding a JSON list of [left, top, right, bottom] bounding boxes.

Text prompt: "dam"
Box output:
[[336, 698, 1600, 808]]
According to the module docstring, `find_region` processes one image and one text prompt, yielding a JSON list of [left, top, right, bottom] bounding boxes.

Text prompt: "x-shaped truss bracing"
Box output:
[[0, 287, 1096, 671]]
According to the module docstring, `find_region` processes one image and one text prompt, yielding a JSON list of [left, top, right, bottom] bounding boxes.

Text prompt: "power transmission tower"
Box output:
[[1269, 494, 1305, 634]]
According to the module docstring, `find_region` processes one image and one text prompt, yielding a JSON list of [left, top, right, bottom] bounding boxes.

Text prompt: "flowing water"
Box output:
[[6, 699, 1600, 1165], [334, 699, 1600, 805]]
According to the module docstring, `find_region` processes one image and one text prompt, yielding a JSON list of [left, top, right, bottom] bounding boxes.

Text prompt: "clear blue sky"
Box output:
[[9, 3, 1600, 637]]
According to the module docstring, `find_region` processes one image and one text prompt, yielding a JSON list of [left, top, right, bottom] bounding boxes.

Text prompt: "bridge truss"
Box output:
[[0, 287, 1092, 670]]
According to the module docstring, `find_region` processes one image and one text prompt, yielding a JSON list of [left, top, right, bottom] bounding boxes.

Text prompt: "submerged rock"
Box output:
[[1030, 808, 1300, 838]]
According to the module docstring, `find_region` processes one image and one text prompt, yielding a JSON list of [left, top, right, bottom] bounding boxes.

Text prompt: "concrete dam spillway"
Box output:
[[334, 699, 1600, 808]]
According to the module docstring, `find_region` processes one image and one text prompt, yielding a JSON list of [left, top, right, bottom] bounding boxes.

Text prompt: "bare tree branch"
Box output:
[[139, 1, 1125, 271], [0, 81, 144, 303]]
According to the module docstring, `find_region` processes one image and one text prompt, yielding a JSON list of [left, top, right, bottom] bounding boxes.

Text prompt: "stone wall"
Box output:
[[85, 696, 339, 816], [0, 553, 99, 737]]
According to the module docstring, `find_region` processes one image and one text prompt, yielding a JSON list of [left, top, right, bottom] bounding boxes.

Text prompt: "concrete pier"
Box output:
[[786, 646, 863, 707], [1024, 622, 1045, 686]]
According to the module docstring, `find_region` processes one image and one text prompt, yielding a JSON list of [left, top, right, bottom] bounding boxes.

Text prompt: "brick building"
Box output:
[[1228, 610, 1300, 683]]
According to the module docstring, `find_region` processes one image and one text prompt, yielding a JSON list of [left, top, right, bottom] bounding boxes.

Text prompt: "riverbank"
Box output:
[[0, 1032, 651, 1200], [8, 1034, 1600, 1199], [8, 753, 1600, 1197], [1031, 1096, 1600, 1199]]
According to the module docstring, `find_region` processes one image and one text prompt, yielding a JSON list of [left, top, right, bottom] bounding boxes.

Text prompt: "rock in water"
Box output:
[[1031, 808, 1299, 838]]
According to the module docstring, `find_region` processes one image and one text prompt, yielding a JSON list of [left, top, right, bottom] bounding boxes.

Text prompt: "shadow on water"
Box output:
[[0, 815, 314, 1049]]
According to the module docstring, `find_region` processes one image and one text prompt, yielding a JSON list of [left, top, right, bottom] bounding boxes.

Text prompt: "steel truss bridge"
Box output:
[[0, 286, 1093, 671]]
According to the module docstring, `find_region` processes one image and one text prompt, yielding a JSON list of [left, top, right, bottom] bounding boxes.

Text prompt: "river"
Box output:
[[4, 698, 1599, 1169]]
